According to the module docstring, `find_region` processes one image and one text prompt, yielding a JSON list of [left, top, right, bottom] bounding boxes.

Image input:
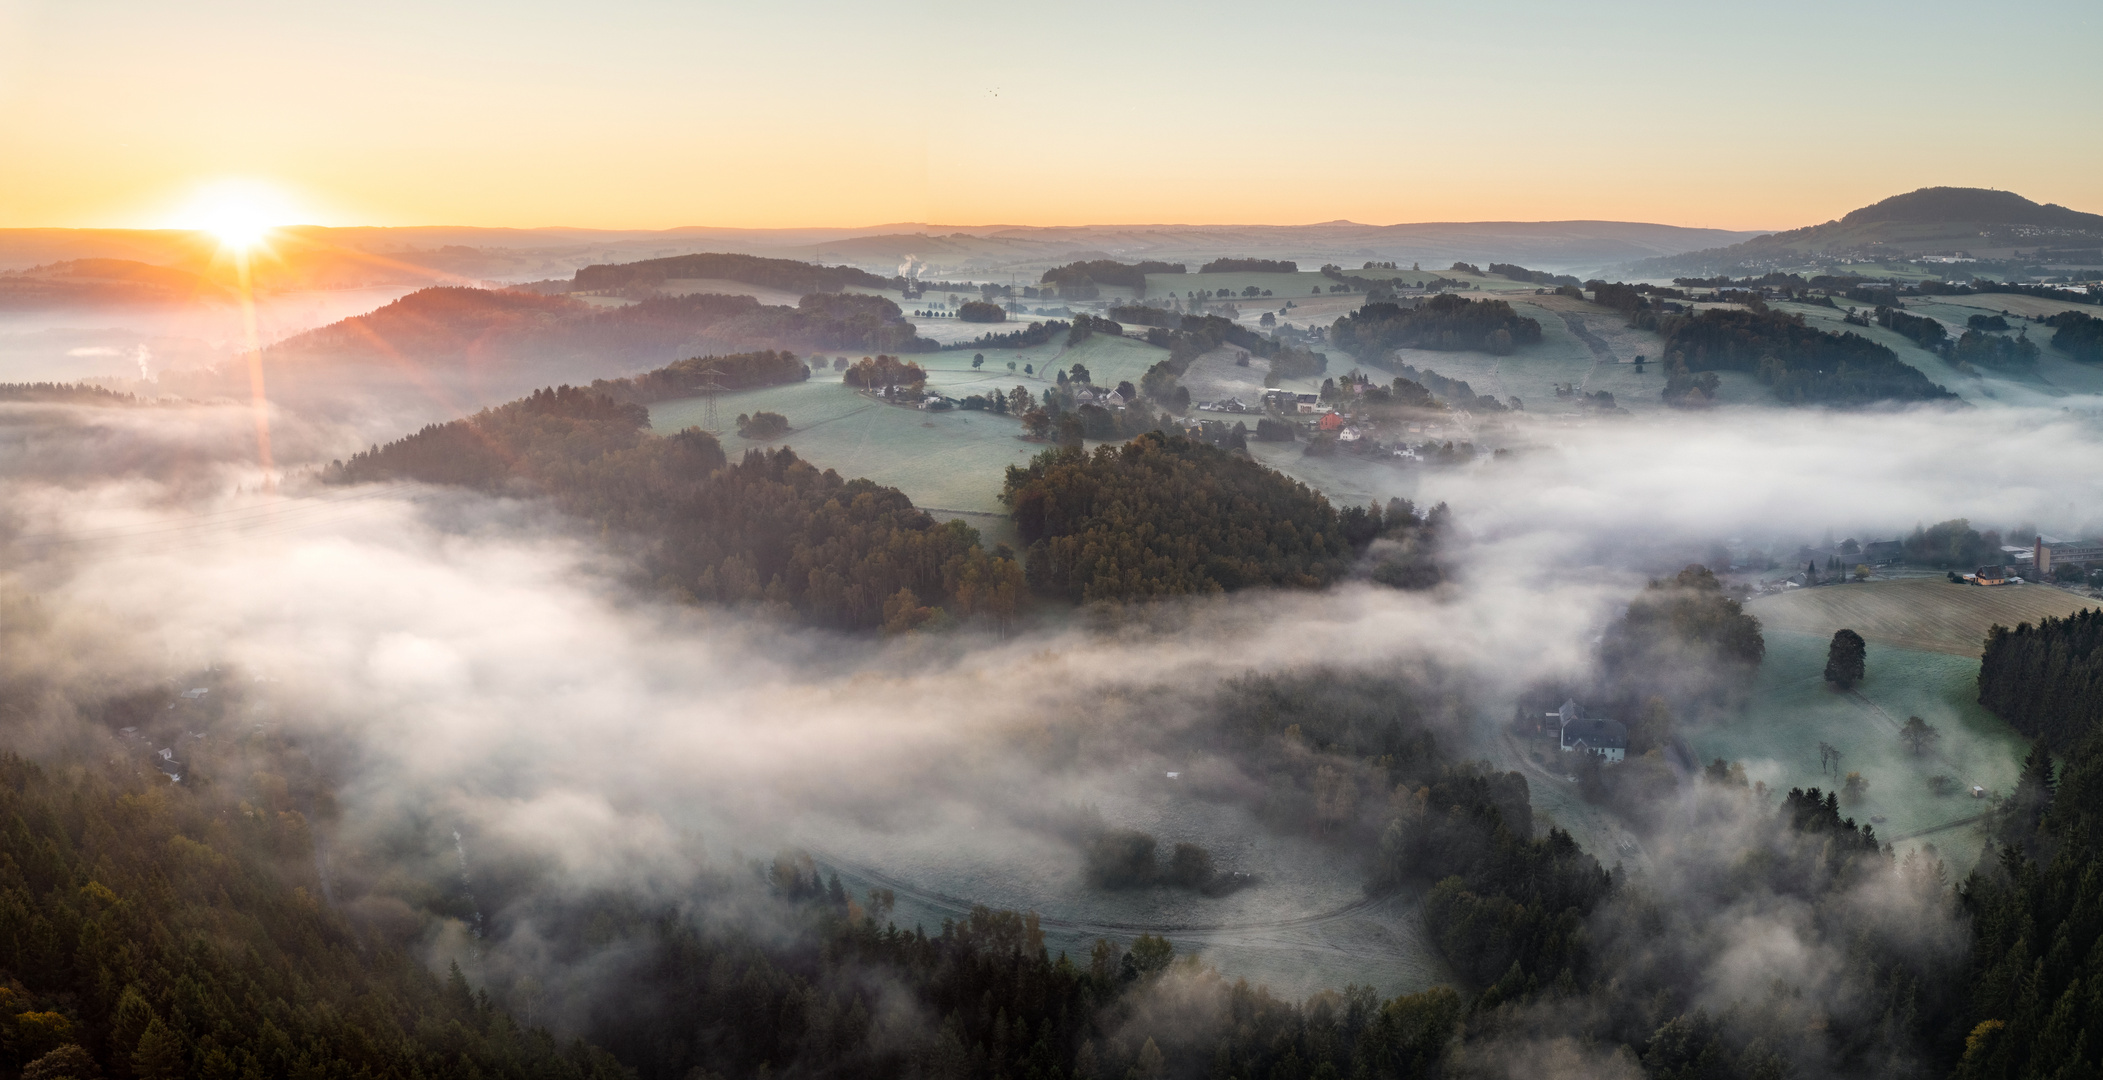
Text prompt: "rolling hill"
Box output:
[[260, 285, 935, 374], [1627, 187, 2103, 277]]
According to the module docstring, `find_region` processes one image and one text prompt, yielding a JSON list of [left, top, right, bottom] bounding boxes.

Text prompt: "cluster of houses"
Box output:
[[1968, 536, 2103, 586]]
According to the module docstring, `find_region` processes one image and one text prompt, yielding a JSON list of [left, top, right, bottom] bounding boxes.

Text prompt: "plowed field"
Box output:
[[1749, 578, 2099, 657]]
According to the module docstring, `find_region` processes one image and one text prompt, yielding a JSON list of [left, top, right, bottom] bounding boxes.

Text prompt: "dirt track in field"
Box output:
[[1749, 578, 2100, 656]]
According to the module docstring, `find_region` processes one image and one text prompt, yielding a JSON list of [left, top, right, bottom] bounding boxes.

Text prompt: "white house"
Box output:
[[1556, 699, 1628, 763]]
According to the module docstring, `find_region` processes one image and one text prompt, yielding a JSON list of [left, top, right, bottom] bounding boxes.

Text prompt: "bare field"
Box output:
[[1749, 578, 2100, 657]]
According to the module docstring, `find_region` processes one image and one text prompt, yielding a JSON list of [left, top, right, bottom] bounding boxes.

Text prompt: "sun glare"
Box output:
[[174, 180, 299, 253]]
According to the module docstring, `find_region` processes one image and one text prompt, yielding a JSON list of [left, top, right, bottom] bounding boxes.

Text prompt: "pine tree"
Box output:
[[130, 1019, 184, 1080]]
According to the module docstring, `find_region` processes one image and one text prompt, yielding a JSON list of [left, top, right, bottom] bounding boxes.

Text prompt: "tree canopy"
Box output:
[[324, 385, 1018, 632], [1658, 307, 1955, 405], [569, 251, 891, 294], [1825, 628, 1867, 688], [1000, 433, 1354, 602], [1329, 294, 1543, 356]]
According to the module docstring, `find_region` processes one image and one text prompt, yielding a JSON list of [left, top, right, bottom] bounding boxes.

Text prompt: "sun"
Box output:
[[205, 207, 273, 252], [173, 180, 299, 253]]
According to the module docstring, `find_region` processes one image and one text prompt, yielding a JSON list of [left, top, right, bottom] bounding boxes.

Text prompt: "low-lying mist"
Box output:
[[3, 391, 2098, 1073]]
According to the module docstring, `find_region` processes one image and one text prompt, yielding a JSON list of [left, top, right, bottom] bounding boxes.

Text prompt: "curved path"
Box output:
[[810, 846, 1390, 937], [1557, 312, 1619, 393]]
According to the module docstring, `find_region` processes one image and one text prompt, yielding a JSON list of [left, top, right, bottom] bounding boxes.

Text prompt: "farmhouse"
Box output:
[[1552, 699, 1628, 763], [1974, 564, 2012, 586]]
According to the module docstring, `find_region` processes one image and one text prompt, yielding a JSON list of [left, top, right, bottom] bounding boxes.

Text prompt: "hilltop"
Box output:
[[1629, 187, 2103, 277]]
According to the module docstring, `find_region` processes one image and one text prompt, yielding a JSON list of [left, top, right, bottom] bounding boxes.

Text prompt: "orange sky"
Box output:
[[3, 0, 2097, 233]]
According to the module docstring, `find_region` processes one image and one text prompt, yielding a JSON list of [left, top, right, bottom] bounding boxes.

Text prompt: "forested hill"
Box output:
[[1329, 294, 1543, 357], [1629, 187, 2103, 275], [326, 385, 1021, 632], [1659, 305, 1956, 406], [264, 287, 934, 372], [1001, 433, 1427, 602], [0, 750, 632, 1080], [1837, 187, 2103, 231], [570, 251, 893, 294]]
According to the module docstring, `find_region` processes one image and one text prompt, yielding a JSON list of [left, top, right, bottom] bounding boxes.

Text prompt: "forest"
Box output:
[[266, 288, 936, 368], [0, 382, 137, 404], [1000, 433, 1358, 602], [1328, 295, 1543, 357], [1198, 259, 1297, 274], [0, 749, 636, 1080], [1958, 603, 2103, 1080], [568, 252, 892, 295], [1901, 518, 2005, 569], [841, 354, 927, 389], [2048, 310, 2103, 362], [957, 319, 1069, 351], [1953, 328, 2040, 369], [1490, 263, 1581, 289], [1977, 608, 2103, 749], [1657, 307, 1956, 405], [1876, 306, 1948, 351], [1390, 364, 1508, 412], [1039, 260, 1185, 290], [589, 350, 811, 404], [322, 385, 1018, 632]]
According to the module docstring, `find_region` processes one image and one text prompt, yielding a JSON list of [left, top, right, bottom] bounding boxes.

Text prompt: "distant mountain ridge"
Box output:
[[0, 218, 1764, 295]]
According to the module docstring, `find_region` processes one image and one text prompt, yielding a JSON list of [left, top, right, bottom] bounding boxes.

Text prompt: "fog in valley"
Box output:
[[5, 370, 2099, 1075]]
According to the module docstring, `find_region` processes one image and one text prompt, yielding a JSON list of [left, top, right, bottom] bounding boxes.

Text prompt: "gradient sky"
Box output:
[[2, 0, 2098, 232]]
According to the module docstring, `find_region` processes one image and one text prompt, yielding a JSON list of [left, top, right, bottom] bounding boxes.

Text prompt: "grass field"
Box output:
[[1749, 577, 2100, 656], [1689, 630, 2026, 859], [1331, 294, 1777, 416], [646, 334, 1185, 523], [1773, 297, 2103, 407]]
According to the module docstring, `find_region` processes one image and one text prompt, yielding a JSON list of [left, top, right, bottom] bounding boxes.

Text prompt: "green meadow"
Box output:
[[1687, 629, 2025, 858]]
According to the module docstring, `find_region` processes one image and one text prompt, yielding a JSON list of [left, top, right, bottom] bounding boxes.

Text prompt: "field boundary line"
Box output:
[[1888, 813, 1988, 843]]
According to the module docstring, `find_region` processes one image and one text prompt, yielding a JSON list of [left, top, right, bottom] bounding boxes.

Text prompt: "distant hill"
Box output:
[[0, 219, 1766, 302], [262, 285, 935, 376], [568, 251, 894, 295], [1838, 187, 2103, 231], [0, 257, 228, 308], [1627, 187, 2103, 276]]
